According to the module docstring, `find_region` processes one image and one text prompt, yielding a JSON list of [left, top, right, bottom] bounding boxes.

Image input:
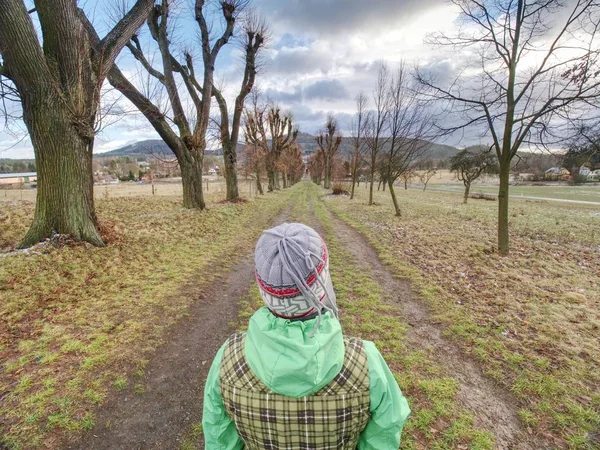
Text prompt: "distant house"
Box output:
[[544, 167, 570, 181], [207, 166, 220, 176], [589, 169, 600, 182], [0, 172, 37, 185], [514, 172, 536, 181], [94, 174, 119, 185], [579, 166, 591, 176]]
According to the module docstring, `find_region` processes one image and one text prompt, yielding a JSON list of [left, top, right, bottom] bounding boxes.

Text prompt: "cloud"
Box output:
[[264, 78, 350, 105], [265, 86, 303, 104], [304, 80, 350, 101], [255, 0, 444, 36]]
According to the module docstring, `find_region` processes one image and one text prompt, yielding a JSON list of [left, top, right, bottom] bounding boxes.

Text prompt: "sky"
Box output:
[[1, 0, 591, 159], [0, 0, 467, 159]]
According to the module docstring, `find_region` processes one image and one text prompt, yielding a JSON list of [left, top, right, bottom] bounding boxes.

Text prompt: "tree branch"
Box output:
[[126, 35, 165, 84], [98, 0, 155, 75], [107, 64, 184, 158]]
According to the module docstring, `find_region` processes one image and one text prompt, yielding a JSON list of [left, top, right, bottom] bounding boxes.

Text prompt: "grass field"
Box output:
[[0, 177, 245, 204], [327, 183, 600, 448], [2, 180, 599, 449], [0, 187, 292, 449], [426, 183, 600, 203]]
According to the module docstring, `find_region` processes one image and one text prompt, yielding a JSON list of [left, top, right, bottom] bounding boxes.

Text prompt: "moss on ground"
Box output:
[[0, 189, 293, 449], [325, 182, 600, 449]]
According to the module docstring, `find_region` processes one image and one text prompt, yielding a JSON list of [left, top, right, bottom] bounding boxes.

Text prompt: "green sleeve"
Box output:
[[202, 342, 244, 450], [358, 340, 411, 450]]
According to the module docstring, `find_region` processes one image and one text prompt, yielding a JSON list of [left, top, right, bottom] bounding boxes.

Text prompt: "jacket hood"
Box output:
[[244, 307, 345, 398]]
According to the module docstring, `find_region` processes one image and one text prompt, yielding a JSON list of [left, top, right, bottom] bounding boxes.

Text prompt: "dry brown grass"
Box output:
[[325, 183, 600, 449], [0, 188, 292, 449]]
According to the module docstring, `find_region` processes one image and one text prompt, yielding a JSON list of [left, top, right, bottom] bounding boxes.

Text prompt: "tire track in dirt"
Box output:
[[316, 201, 541, 450], [65, 202, 295, 450]]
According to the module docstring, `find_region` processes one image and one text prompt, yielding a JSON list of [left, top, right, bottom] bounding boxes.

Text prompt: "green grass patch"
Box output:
[[325, 181, 600, 449], [0, 188, 294, 449]]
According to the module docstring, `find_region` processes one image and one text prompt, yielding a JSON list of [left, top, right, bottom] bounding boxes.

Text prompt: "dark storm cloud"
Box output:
[[265, 79, 350, 104], [268, 46, 333, 75], [417, 59, 456, 86], [255, 0, 443, 35], [304, 80, 350, 101], [264, 86, 303, 103]]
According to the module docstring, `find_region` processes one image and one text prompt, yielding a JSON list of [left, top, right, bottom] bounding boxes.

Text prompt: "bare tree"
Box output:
[[213, 15, 268, 201], [243, 91, 267, 194], [245, 105, 298, 191], [418, 167, 438, 191], [280, 143, 304, 187], [0, 0, 154, 247], [315, 114, 343, 190], [385, 63, 433, 216], [108, 0, 255, 209], [366, 63, 390, 205], [348, 92, 369, 199], [450, 147, 498, 203], [418, 0, 600, 254], [308, 149, 325, 185]]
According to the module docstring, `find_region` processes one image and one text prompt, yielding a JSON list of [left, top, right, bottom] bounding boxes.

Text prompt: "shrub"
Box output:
[[332, 183, 350, 196], [469, 193, 496, 201]]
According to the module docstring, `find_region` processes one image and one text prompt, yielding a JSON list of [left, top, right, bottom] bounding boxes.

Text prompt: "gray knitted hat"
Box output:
[[255, 223, 338, 322]]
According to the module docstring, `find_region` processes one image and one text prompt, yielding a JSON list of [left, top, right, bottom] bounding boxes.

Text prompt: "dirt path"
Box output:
[[321, 205, 542, 450], [62, 188, 543, 450], [65, 205, 293, 450]]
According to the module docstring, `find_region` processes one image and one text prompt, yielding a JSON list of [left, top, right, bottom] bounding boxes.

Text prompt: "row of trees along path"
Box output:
[[0, 0, 266, 248], [0, 0, 155, 247]]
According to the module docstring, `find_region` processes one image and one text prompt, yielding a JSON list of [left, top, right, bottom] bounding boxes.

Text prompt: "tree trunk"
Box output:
[[20, 100, 102, 248], [274, 170, 281, 190], [498, 161, 510, 255], [223, 142, 239, 201], [255, 169, 264, 195], [282, 170, 288, 189], [267, 168, 276, 192], [382, 180, 387, 192], [463, 182, 471, 204], [179, 153, 205, 209], [404, 179, 408, 190], [350, 168, 357, 199], [388, 179, 401, 216], [324, 156, 331, 189], [369, 169, 375, 205]]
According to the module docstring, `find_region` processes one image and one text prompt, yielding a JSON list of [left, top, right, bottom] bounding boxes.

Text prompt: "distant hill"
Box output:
[[96, 140, 224, 159], [96, 134, 459, 161], [297, 132, 459, 160]]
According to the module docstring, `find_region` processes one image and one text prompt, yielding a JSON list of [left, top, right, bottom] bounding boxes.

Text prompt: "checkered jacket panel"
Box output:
[[219, 333, 371, 450]]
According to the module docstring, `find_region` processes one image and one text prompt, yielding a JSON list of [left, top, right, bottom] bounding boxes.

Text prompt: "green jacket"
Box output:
[[202, 307, 411, 449]]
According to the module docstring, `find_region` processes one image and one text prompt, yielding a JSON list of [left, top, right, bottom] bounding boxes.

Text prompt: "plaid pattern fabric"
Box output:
[[219, 333, 371, 450]]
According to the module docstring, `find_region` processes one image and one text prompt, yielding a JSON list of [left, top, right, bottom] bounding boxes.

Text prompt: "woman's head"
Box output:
[[254, 222, 337, 322]]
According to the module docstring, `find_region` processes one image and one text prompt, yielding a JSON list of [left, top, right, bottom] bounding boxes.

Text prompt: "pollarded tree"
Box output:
[[418, 0, 600, 254], [450, 147, 498, 203], [108, 0, 265, 208], [0, 0, 154, 247], [213, 14, 268, 201], [315, 115, 343, 190], [245, 105, 298, 191], [308, 149, 325, 185], [280, 143, 304, 187]]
